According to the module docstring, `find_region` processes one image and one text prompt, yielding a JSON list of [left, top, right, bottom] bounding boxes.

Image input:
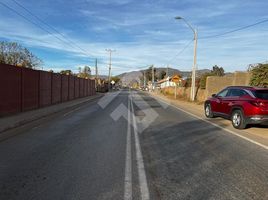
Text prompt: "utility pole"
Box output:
[[190, 29, 198, 102], [166, 65, 169, 78], [95, 58, 98, 88], [166, 65, 169, 88], [175, 16, 197, 101], [95, 58, 98, 79], [152, 65, 154, 92], [143, 70, 146, 89], [105, 49, 116, 91]]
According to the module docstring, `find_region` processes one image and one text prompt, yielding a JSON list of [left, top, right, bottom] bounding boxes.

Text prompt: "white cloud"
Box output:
[[1, 0, 267, 75], [85, 0, 133, 6]]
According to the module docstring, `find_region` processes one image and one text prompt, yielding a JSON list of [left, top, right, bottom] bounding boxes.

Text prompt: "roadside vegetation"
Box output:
[[249, 63, 268, 87], [0, 41, 42, 69], [60, 66, 93, 78], [78, 66, 91, 78], [0, 41, 94, 79], [200, 65, 225, 89], [111, 76, 120, 83]]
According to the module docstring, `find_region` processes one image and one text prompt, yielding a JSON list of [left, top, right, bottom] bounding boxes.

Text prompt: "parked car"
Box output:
[[204, 86, 268, 129]]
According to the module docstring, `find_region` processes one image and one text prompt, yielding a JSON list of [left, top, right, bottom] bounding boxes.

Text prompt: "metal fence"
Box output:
[[0, 64, 96, 117]]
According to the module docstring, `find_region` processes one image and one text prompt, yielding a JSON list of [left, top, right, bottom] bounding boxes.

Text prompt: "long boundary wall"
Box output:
[[0, 64, 96, 117]]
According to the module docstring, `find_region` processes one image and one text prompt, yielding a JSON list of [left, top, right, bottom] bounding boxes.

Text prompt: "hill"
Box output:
[[117, 67, 210, 86]]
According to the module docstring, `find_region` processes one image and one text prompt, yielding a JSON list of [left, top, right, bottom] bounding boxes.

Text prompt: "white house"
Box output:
[[157, 76, 177, 88]]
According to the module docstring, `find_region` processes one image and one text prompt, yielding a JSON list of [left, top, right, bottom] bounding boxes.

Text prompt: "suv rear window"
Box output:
[[253, 90, 268, 100]]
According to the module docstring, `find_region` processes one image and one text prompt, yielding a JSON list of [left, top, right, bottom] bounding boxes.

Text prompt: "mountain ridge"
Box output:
[[117, 67, 210, 85]]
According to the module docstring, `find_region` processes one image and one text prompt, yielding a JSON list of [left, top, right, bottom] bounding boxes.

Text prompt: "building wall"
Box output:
[[160, 72, 251, 102], [206, 72, 251, 98], [160, 81, 176, 88]]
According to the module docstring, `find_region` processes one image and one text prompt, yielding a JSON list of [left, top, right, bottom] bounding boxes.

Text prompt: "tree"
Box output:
[[145, 65, 156, 81], [200, 65, 226, 89], [211, 65, 225, 76], [83, 66, 91, 75], [139, 74, 145, 86], [0, 41, 42, 68], [60, 70, 73, 75], [111, 76, 120, 83], [78, 66, 91, 78], [249, 63, 268, 87], [184, 77, 192, 87], [200, 72, 211, 89], [159, 70, 166, 80]]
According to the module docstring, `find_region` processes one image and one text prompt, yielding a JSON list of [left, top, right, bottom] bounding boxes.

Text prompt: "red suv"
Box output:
[[204, 86, 268, 129]]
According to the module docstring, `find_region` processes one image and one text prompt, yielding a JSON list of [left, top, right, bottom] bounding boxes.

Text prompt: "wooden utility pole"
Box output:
[[166, 65, 169, 78], [143, 70, 146, 89], [95, 58, 98, 88], [95, 59, 98, 79], [152, 65, 154, 91], [105, 49, 116, 91]]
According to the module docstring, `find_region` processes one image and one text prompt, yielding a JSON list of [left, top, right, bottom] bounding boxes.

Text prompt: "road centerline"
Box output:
[[124, 95, 132, 200], [130, 91, 150, 200]]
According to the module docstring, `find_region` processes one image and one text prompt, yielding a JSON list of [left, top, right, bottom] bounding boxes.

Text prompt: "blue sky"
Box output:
[[0, 0, 267, 75]]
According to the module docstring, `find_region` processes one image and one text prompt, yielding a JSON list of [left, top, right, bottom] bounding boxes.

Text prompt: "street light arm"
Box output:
[[182, 18, 195, 34], [175, 16, 195, 34]]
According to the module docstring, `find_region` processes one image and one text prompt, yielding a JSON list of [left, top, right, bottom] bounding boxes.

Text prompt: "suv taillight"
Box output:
[[249, 101, 264, 107]]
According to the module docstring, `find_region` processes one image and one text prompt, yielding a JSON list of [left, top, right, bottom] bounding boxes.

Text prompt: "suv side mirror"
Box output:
[[212, 94, 217, 97]]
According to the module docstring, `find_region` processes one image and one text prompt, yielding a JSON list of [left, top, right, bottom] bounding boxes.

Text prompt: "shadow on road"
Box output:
[[140, 118, 268, 200]]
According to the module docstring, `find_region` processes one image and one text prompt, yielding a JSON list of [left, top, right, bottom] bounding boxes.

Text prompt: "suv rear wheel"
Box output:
[[205, 103, 214, 118], [231, 110, 247, 129]]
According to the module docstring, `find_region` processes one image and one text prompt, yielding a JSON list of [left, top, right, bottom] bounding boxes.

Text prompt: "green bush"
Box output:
[[185, 78, 191, 87], [199, 65, 225, 89], [200, 73, 211, 89], [249, 64, 268, 87]]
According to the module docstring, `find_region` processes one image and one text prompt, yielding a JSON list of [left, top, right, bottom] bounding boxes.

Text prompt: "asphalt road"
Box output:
[[0, 89, 267, 200]]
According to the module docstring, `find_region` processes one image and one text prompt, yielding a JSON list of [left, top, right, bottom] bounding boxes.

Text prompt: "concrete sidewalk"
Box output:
[[0, 93, 103, 134], [149, 91, 268, 148]]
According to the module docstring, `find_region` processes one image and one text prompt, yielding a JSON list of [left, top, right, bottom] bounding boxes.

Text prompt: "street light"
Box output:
[[175, 16, 198, 101]]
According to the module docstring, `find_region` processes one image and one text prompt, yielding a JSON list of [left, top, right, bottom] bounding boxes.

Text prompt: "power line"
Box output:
[[167, 39, 193, 65], [165, 19, 268, 68], [11, 0, 94, 58], [200, 19, 268, 39], [0, 1, 93, 59]]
